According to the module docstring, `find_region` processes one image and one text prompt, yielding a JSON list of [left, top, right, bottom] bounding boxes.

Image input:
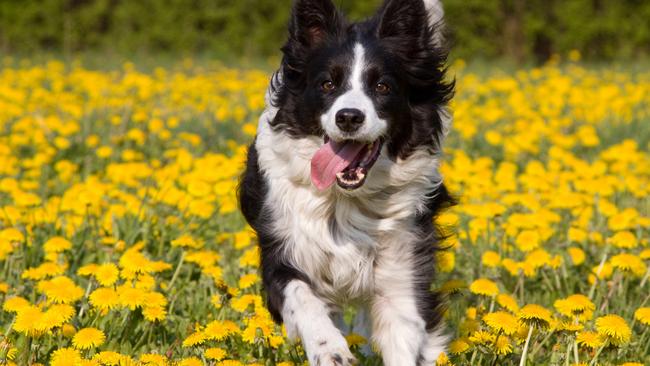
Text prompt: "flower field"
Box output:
[[0, 58, 649, 366]]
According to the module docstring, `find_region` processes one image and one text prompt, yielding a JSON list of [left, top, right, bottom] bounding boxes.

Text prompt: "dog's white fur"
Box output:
[[255, 1, 449, 364]]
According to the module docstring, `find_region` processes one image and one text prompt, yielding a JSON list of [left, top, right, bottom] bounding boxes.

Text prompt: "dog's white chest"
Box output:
[[269, 182, 380, 301]]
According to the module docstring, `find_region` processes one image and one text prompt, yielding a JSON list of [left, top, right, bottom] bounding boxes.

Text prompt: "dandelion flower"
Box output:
[[483, 311, 518, 335], [205, 347, 227, 361], [238, 273, 259, 289], [633, 307, 650, 326], [93, 351, 133, 364], [183, 330, 207, 348], [203, 320, 239, 341], [608, 231, 637, 248], [3, 296, 30, 313], [554, 294, 595, 318], [595, 314, 631, 346], [449, 338, 471, 354], [50, 348, 82, 366], [469, 278, 499, 297], [481, 251, 501, 267], [610, 253, 646, 277], [140, 354, 167, 365], [179, 357, 204, 366], [493, 335, 513, 355], [143, 305, 167, 322], [43, 237, 72, 253], [436, 352, 451, 366], [72, 327, 105, 349], [518, 304, 552, 329], [567, 247, 585, 265], [37, 276, 84, 304], [439, 279, 467, 294], [469, 330, 496, 345], [94, 263, 119, 286], [345, 333, 367, 346], [576, 331, 603, 350], [42, 304, 75, 328], [496, 294, 519, 313], [89, 287, 120, 311]]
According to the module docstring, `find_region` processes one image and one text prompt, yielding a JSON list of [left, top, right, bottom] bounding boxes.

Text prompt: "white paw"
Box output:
[[309, 339, 357, 366]]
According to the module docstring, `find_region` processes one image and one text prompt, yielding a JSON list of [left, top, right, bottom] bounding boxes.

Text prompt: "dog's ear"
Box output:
[[288, 0, 344, 49], [376, 0, 444, 46]]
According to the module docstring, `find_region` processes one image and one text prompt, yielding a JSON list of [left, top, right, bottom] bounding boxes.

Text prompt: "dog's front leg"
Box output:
[[371, 244, 429, 366], [282, 280, 356, 366]]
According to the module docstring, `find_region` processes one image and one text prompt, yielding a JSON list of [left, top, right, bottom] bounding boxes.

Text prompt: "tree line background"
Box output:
[[1, 0, 649, 63]]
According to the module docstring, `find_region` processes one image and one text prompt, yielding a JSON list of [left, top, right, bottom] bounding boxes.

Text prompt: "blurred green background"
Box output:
[[1, 0, 649, 63]]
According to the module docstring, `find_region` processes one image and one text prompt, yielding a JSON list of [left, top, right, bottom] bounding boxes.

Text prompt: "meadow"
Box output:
[[0, 56, 649, 366]]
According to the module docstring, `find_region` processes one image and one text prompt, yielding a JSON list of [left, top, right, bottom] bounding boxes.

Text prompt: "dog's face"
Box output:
[[270, 0, 453, 191]]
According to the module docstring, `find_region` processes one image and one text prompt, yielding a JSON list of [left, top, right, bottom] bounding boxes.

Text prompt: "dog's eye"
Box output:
[[375, 82, 390, 94], [321, 80, 336, 92]]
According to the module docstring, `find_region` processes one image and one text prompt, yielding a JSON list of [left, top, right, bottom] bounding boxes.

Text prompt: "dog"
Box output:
[[238, 0, 454, 364]]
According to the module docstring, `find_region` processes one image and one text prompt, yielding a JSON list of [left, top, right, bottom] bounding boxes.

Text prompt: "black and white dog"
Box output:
[[239, 0, 454, 364]]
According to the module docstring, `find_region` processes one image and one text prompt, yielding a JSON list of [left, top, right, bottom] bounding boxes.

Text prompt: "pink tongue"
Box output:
[[311, 140, 366, 190]]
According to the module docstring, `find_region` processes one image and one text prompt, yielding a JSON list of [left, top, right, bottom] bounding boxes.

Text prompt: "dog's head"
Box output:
[[269, 0, 453, 191]]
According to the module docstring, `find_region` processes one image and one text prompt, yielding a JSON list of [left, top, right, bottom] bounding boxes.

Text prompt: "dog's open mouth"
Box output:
[[310, 136, 383, 191]]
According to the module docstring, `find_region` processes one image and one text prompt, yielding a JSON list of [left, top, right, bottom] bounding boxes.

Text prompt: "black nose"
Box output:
[[335, 108, 365, 132]]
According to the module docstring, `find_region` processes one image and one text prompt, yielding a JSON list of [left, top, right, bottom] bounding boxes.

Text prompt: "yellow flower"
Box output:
[[610, 253, 646, 276], [178, 357, 203, 366], [37, 276, 84, 304], [43, 237, 72, 253], [576, 331, 603, 350], [140, 354, 168, 365], [493, 335, 513, 355], [72, 327, 106, 349], [483, 311, 518, 335], [633, 307, 650, 326], [50, 348, 82, 366], [437, 250, 455, 273], [496, 294, 519, 313], [554, 294, 595, 318], [448, 338, 471, 354], [345, 333, 367, 346], [182, 331, 207, 347], [203, 320, 239, 341], [439, 279, 467, 294], [94, 263, 120, 286], [469, 278, 499, 297], [515, 230, 541, 252], [205, 347, 227, 361], [238, 273, 259, 289], [3, 296, 30, 312], [567, 247, 585, 265], [595, 314, 631, 346], [436, 352, 452, 366], [469, 330, 495, 345], [89, 287, 120, 311], [518, 304, 552, 329], [171, 234, 202, 249], [608, 231, 638, 248], [481, 251, 501, 267]]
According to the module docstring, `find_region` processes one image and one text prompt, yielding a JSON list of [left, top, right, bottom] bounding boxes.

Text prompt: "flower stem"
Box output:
[[588, 343, 606, 366], [167, 251, 186, 292], [519, 325, 534, 366]]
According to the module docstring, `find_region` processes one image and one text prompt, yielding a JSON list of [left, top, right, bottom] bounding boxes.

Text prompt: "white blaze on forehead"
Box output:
[[349, 43, 366, 91], [321, 43, 387, 142]]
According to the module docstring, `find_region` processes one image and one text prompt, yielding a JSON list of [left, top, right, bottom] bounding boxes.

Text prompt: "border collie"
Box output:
[[239, 0, 454, 364]]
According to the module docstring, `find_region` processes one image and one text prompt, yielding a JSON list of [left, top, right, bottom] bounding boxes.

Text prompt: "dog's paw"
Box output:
[[313, 349, 357, 366], [309, 338, 357, 366]]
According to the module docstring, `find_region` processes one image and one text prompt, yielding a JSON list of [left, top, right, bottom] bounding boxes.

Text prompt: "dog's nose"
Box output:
[[335, 108, 365, 132]]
